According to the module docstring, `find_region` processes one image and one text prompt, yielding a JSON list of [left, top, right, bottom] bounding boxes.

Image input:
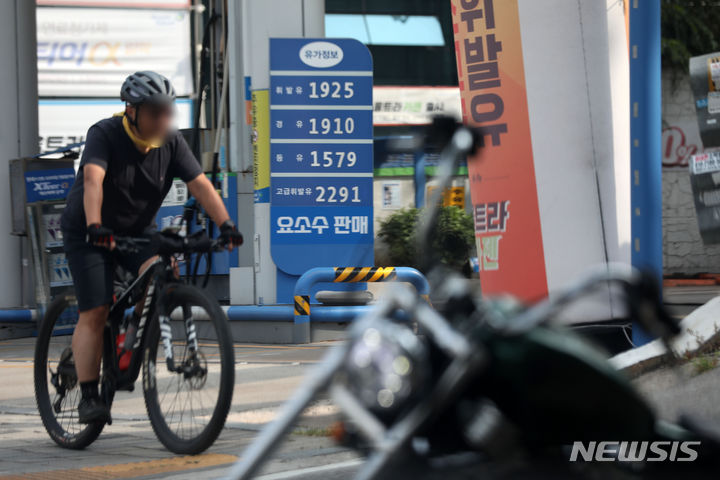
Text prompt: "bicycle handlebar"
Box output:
[[113, 232, 227, 255]]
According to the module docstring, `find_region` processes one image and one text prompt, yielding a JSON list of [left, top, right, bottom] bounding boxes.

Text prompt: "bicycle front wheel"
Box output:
[[142, 284, 235, 454]]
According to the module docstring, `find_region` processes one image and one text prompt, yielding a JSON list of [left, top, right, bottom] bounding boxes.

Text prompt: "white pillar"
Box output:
[[0, 1, 38, 308], [603, 0, 632, 267], [517, 0, 630, 320], [230, 0, 324, 304]]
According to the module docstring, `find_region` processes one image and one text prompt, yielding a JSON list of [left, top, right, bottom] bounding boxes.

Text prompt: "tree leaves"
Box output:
[[662, 0, 720, 72], [377, 206, 475, 273]]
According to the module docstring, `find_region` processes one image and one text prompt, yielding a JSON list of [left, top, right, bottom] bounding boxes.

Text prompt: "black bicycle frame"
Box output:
[[100, 258, 168, 394]]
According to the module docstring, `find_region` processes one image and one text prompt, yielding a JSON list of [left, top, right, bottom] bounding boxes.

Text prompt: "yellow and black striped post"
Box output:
[[292, 294, 311, 344], [333, 266, 397, 283], [294, 295, 310, 316]]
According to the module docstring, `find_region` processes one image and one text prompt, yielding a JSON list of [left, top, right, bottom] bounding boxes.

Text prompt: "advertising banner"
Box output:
[[252, 90, 271, 204], [24, 169, 75, 203], [38, 1, 189, 7], [269, 38, 374, 275], [687, 54, 720, 245], [373, 87, 462, 126], [690, 52, 720, 149], [36, 7, 193, 97], [450, 0, 548, 301], [38, 99, 192, 153], [690, 151, 720, 244], [373, 143, 468, 177], [38, 0, 189, 7]]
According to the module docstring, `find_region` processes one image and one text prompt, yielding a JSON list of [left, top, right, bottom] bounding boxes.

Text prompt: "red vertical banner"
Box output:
[[450, 0, 548, 301]]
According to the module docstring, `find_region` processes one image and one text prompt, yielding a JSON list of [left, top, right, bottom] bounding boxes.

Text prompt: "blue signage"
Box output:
[[270, 38, 374, 275], [24, 168, 75, 203]]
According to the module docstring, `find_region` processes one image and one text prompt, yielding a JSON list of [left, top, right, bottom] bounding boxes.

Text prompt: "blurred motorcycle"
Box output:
[[226, 118, 720, 480]]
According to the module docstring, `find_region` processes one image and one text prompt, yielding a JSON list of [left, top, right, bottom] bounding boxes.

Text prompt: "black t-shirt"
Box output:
[[61, 116, 202, 235]]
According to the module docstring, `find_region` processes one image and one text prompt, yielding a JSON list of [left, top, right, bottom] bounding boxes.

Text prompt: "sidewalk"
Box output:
[[664, 284, 720, 317], [0, 339, 358, 479]]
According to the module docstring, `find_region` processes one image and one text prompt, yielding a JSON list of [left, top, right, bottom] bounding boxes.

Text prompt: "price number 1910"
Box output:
[[309, 117, 355, 135]]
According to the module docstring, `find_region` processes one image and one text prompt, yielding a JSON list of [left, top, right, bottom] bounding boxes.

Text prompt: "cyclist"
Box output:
[[60, 71, 243, 424]]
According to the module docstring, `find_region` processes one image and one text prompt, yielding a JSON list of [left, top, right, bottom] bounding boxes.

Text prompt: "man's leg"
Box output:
[[64, 235, 114, 424], [72, 304, 109, 382], [72, 304, 112, 423], [73, 304, 112, 423]]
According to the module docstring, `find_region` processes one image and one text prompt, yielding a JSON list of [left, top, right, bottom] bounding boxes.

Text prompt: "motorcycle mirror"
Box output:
[[623, 270, 681, 344]]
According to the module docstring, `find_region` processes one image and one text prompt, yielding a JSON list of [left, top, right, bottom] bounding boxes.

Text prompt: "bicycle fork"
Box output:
[[157, 299, 200, 373], [182, 303, 199, 353]]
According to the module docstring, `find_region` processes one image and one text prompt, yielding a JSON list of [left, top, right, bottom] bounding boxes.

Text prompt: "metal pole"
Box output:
[[630, 0, 662, 346], [414, 152, 426, 208]]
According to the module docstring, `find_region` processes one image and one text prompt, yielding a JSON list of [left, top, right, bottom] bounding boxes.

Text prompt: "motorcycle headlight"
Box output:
[[343, 321, 429, 417]]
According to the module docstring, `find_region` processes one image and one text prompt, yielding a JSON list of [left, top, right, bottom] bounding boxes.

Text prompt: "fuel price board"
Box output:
[[269, 38, 374, 275]]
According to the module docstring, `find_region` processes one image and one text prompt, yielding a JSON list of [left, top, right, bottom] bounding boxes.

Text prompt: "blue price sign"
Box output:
[[270, 38, 374, 275]]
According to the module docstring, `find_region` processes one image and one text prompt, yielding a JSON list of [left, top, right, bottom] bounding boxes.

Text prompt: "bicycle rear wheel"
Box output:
[[34, 293, 105, 449], [143, 284, 235, 454]]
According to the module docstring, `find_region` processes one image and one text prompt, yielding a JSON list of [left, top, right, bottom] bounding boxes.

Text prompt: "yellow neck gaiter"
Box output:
[[114, 111, 163, 150]]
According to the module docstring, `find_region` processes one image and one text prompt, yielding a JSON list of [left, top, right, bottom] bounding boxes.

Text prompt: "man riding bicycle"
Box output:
[[60, 71, 243, 424]]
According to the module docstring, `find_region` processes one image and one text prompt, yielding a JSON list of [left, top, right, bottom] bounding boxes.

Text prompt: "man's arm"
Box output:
[[187, 174, 242, 249], [84, 164, 106, 226], [187, 174, 230, 225], [83, 163, 115, 249]]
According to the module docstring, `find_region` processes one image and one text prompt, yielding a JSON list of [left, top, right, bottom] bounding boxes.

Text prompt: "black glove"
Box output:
[[219, 220, 243, 248], [86, 223, 114, 249]]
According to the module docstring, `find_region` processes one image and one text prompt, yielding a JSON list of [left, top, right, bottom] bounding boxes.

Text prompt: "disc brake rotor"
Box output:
[[185, 350, 208, 390]]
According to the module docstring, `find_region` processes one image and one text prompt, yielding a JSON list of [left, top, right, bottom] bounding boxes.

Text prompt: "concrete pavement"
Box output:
[[4, 311, 720, 479], [0, 338, 359, 479]]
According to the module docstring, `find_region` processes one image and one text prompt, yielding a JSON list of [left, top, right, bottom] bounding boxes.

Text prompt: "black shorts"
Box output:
[[63, 231, 155, 312]]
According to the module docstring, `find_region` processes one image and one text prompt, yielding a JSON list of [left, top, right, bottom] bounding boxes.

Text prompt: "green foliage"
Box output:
[[662, 0, 720, 72], [377, 206, 475, 272], [292, 427, 332, 437], [378, 208, 419, 268], [691, 353, 719, 376]]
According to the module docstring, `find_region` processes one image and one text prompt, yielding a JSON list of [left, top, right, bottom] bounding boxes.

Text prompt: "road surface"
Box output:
[[3, 325, 720, 479], [0, 338, 359, 479]]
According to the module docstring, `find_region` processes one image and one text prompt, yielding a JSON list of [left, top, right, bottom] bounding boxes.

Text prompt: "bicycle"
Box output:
[[34, 230, 235, 454]]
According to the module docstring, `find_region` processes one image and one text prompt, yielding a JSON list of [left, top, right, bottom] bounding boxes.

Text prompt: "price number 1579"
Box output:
[[310, 151, 357, 168]]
